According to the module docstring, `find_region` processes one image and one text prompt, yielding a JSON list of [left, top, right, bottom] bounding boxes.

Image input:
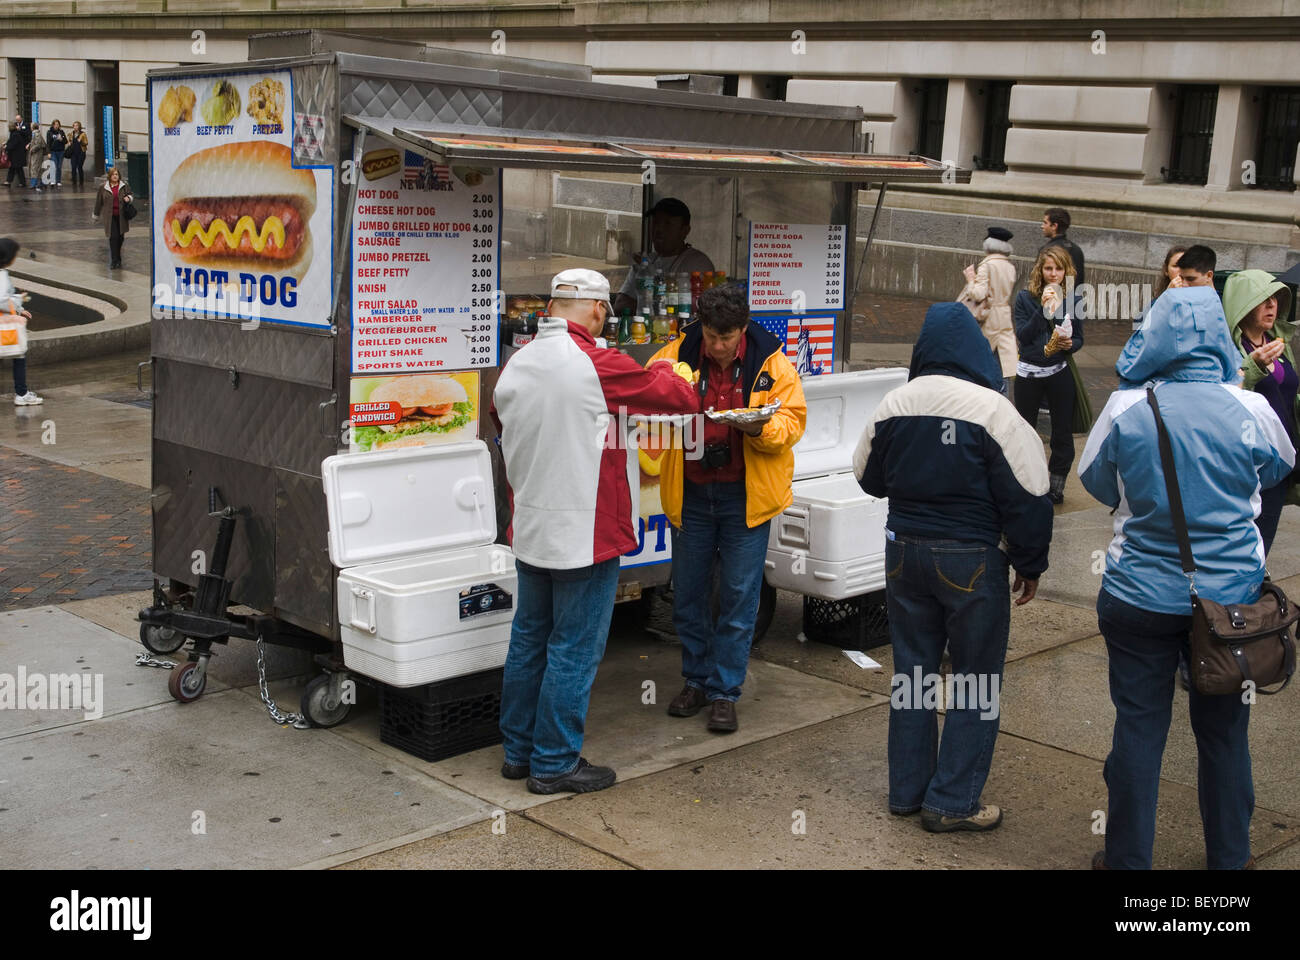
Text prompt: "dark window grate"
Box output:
[[1164, 85, 1217, 185], [974, 81, 1014, 172], [914, 79, 948, 160], [13, 59, 36, 122], [1254, 87, 1300, 191]]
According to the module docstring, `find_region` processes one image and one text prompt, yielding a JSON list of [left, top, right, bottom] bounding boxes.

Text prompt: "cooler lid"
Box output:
[[791, 368, 909, 481], [321, 441, 496, 569]]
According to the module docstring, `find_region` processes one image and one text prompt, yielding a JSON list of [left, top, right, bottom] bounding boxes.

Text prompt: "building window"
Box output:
[[974, 81, 1014, 172], [1163, 85, 1217, 185], [11, 58, 35, 121], [913, 79, 947, 159], [1254, 87, 1300, 191]]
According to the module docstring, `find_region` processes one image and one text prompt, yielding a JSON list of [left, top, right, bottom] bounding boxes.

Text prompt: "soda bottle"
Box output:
[[714, 270, 727, 288], [690, 271, 702, 311], [635, 257, 653, 315], [653, 271, 666, 315], [618, 309, 632, 346]]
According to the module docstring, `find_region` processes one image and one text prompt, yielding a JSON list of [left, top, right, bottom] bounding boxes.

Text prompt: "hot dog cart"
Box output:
[[137, 30, 967, 731]]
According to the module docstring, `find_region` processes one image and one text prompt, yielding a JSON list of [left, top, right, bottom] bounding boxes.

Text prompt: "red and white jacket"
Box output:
[[494, 317, 698, 569]]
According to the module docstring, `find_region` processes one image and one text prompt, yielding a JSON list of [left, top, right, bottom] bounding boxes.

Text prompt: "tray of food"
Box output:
[[705, 397, 781, 425]]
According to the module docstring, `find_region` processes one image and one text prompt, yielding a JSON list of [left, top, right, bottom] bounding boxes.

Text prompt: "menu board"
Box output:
[[148, 69, 334, 329], [350, 146, 500, 373], [747, 223, 846, 312]]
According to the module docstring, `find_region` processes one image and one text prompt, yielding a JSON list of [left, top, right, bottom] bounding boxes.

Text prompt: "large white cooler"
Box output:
[[322, 441, 515, 687], [764, 368, 908, 600]]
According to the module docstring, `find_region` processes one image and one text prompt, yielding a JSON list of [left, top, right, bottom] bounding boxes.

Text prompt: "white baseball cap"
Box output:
[[550, 268, 613, 311]]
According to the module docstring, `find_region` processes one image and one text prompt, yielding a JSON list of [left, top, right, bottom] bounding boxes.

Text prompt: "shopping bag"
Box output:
[[0, 314, 27, 358]]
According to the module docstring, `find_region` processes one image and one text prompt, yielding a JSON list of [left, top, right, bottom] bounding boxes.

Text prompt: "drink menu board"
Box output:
[[747, 223, 846, 312], [350, 146, 500, 373]]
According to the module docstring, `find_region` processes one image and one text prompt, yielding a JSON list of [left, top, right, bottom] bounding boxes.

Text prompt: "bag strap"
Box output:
[[1146, 387, 1198, 594]]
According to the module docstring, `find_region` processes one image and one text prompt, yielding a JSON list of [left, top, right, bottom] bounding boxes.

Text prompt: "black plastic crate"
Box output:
[[803, 591, 890, 650], [378, 667, 504, 763]]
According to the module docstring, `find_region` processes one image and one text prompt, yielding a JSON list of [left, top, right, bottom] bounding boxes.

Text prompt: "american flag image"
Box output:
[[402, 150, 452, 188], [752, 315, 836, 376]]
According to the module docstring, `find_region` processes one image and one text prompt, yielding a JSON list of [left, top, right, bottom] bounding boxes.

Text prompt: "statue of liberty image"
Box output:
[[794, 319, 823, 376]]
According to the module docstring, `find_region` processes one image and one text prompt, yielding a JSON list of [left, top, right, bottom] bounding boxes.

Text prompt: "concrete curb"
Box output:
[[8, 256, 151, 363]]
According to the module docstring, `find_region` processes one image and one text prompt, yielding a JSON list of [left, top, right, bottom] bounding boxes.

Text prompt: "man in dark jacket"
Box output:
[[853, 302, 1053, 833], [1039, 207, 1085, 285], [4, 117, 30, 189]]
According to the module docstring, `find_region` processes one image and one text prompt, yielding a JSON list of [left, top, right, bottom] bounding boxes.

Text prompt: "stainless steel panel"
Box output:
[[153, 360, 336, 478], [274, 467, 334, 638], [343, 75, 503, 128], [151, 440, 276, 612], [151, 314, 334, 387]]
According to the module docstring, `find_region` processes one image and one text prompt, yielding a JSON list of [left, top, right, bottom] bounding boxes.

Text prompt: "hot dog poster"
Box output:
[[349, 145, 500, 373], [149, 70, 334, 329]]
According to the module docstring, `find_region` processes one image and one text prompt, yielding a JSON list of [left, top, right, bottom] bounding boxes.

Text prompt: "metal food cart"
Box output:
[[137, 30, 967, 725]]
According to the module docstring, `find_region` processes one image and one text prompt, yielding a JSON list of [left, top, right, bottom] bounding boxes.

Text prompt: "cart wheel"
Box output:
[[300, 674, 351, 728], [168, 660, 206, 703], [140, 622, 186, 655], [752, 582, 777, 645]]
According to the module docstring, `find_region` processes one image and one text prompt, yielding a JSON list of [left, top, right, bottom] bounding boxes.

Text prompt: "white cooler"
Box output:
[[322, 441, 515, 687], [764, 368, 908, 600]]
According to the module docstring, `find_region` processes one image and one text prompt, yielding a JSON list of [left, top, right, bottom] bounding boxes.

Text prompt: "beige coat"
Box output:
[[966, 253, 1017, 377]]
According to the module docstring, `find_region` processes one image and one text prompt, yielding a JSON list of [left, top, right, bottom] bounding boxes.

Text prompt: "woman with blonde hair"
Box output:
[[1014, 245, 1083, 504]]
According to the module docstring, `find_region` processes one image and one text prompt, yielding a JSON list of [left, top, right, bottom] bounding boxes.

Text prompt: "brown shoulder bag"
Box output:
[[1147, 387, 1297, 696]]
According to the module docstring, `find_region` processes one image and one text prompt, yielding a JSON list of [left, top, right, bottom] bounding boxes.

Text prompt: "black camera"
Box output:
[[702, 442, 732, 469]]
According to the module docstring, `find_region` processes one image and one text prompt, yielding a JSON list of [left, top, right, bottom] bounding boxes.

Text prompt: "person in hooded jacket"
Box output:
[[1222, 269, 1297, 554], [1079, 283, 1294, 870], [854, 302, 1053, 834]]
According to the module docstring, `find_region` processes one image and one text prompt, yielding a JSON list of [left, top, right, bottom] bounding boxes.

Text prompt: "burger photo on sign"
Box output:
[[162, 140, 316, 280], [353, 375, 475, 452]]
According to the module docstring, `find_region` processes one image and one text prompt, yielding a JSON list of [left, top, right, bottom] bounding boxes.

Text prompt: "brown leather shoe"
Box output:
[[707, 699, 738, 733], [667, 684, 709, 717], [1091, 850, 1108, 870]]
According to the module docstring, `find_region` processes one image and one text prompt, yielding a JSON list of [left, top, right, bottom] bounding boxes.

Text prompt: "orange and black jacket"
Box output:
[[648, 321, 807, 529]]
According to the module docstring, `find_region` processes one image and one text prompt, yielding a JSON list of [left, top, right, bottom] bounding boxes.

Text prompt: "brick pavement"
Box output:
[[0, 445, 152, 609]]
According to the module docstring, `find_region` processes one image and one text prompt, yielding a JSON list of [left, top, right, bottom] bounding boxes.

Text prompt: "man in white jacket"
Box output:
[[493, 269, 698, 794]]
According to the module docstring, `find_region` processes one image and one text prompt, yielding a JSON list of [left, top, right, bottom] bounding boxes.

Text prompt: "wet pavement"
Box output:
[[2, 184, 1299, 872]]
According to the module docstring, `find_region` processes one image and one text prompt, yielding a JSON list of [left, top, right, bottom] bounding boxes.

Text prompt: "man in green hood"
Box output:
[[1223, 268, 1298, 552]]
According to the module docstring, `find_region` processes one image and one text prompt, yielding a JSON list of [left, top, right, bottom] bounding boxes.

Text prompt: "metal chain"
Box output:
[[135, 652, 176, 669], [255, 634, 311, 729]]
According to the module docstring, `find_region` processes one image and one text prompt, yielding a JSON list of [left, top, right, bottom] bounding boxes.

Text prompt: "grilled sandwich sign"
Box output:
[[148, 69, 335, 329]]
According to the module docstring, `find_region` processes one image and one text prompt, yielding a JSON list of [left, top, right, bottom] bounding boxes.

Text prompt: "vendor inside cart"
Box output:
[[612, 197, 715, 316]]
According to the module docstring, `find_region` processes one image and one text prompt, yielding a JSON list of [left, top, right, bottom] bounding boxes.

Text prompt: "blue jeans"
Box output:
[[9, 357, 28, 395], [51, 151, 63, 184], [1097, 588, 1253, 869], [499, 557, 620, 778], [884, 535, 1010, 818], [672, 480, 771, 701], [1257, 481, 1285, 556]]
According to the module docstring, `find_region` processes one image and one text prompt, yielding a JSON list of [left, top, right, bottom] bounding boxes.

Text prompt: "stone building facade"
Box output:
[[2, 0, 1296, 302]]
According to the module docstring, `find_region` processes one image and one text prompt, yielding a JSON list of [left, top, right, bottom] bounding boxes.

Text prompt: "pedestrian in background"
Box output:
[[0, 238, 43, 406], [855, 302, 1052, 833], [1132, 245, 1188, 334], [1080, 279, 1293, 870], [46, 119, 67, 188], [27, 121, 48, 192], [1039, 207, 1085, 285], [960, 226, 1018, 393], [649, 283, 807, 734], [93, 168, 133, 270], [1223, 269, 1297, 554], [493, 269, 698, 795], [66, 121, 88, 188], [6, 118, 29, 189], [1014, 245, 1083, 504]]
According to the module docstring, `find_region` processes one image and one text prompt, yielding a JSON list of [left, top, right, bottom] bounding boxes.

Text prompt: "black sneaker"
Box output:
[[501, 761, 529, 780], [526, 757, 616, 795]]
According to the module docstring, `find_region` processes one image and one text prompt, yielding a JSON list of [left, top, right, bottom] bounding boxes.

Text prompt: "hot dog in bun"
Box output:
[[163, 140, 316, 279]]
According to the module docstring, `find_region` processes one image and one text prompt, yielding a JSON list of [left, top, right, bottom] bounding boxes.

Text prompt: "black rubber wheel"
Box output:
[[140, 622, 186, 655], [300, 674, 351, 728], [167, 660, 206, 703]]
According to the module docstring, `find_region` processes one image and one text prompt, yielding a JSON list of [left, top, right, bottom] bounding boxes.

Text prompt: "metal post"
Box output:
[[847, 182, 888, 366]]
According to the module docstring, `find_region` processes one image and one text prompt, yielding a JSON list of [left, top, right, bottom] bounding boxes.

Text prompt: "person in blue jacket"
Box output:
[[854, 302, 1053, 834], [1079, 283, 1294, 870]]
